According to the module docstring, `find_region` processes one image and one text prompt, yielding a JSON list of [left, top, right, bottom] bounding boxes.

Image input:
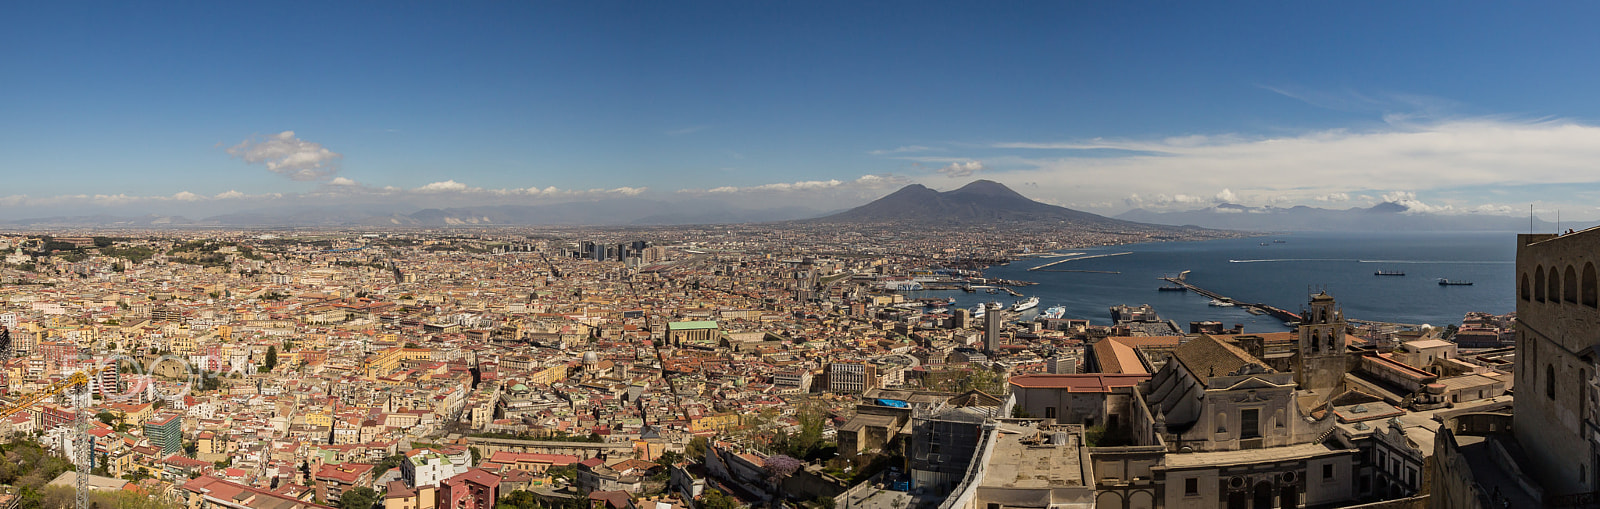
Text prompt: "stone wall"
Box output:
[[1514, 232, 1598, 495]]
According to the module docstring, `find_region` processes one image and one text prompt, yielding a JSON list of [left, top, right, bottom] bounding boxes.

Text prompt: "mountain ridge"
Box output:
[[806, 179, 1147, 228]]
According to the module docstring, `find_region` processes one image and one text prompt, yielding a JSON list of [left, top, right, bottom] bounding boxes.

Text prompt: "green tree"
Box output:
[[470, 446, 482, 465], [372, 454, 406, 478], [655, 450, 682, 468], [702, 488, 740, 509], [339, 486, 378, 509], [685, 436, 710, 460], [264, 345, 278, 371]]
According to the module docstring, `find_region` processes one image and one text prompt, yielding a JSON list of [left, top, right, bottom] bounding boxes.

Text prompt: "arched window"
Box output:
[[1549, 364, 1557, 400], [1321, 309, 1329, 324], [1551, 268, 1563, 303], [1311, 330, 1321, 353], [1216, 412, 1228, 433], [1536, 266, 1547, 303], [1585, 263, 1597, 308], [1566, 266, 1580, 304], [1523, 273, 1532, 301], [1583, 369, 1590, 418], [1328, 332, 1337, 352]]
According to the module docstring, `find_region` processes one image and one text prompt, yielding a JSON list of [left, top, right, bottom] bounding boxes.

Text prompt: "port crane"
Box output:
[[0, 365, 115, 509]]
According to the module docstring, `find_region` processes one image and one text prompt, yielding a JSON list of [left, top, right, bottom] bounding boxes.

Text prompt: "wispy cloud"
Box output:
[[985, 118, 1600, 215], [227, 131, 342, 181], [936, 160, 984, 178], [682, 174, 909, 195], [869, 145, 937, 155]]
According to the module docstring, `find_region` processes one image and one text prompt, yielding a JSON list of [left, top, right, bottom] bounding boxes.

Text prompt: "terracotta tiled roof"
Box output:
[[1008, 374, 1149, 391]]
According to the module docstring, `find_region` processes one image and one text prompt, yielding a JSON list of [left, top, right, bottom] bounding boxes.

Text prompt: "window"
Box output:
[[1045, 407, 1056, 419], [1568, 266, 1581, 304], [1186, 478, 1199, 496], [1551, 364, 1558, 400], [1551, 268, 1562, 303], [1586, 263, 1598, 308], [1522, 272, 1531, 301], [1323, 464, 1333, 480], [1240, 409, 1261, 439], [1537, 266, 1547, 302]]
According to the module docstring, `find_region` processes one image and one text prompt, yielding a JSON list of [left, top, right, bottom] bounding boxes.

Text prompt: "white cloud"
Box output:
[[688, 175, 907, 195], [1215, 188, 1236, 203], [227, 131, 342, 181], [416, 180, 473, 193], [172, 191, 201, 201], [936, 161, 985, 178], [328, 177, 359, 186], [215, 190, 245, 199], [986, 118, 1600, 213], [1379, 191, 1451, 214], [869, 145, 936, 155]]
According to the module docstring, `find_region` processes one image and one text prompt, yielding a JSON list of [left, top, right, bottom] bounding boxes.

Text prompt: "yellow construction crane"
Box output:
[[0, 365, 114, 509]]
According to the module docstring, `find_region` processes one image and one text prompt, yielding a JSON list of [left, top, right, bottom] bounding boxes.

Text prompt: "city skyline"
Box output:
[[5, 2, 1600, 221]]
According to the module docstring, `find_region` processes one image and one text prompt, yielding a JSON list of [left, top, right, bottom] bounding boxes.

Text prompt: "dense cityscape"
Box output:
[[0, 219, 1571, 509], [7, 3, 1599, 509]]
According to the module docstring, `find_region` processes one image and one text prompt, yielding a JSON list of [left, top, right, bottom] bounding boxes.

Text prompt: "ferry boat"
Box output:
[[923, 297, 957, 307], [1374, 270, 1406, 276], [1041, 305, 1066, 320], [1012, 296, 1040, 312], [1208, 299, 1235, 307], [972, 304, 986, 318], [1438, 279, 1474, 286]]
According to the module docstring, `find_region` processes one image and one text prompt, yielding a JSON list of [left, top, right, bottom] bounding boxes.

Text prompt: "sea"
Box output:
[[911, 231, 1519, 332]]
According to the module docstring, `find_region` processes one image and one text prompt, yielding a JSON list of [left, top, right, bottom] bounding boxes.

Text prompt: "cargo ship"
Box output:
[[1438, 279, 1474, 286], [1158, 284, 1188, 292], [1374, 270, 1405, 276], [1012, 296, 1040, 312]]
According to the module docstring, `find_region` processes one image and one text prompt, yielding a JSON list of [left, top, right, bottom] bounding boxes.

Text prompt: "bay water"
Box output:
[[916, 231, 1517, 332]]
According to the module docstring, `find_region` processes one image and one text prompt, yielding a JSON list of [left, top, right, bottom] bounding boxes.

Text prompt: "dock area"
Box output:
[[1158, 273, 1303, 323], [1027, 251, 1132, 271]]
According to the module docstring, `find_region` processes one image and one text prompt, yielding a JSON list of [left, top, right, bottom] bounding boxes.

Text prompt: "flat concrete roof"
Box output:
[[1163, 442, 1346, 469], [979, 425, 1086, 489]]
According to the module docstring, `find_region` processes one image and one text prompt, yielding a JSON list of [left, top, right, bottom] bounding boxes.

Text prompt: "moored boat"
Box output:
[[1012, 296, 1040, 312]]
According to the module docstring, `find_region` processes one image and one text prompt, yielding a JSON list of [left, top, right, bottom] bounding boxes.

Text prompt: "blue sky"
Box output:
[[3, 2, 1600, 219]]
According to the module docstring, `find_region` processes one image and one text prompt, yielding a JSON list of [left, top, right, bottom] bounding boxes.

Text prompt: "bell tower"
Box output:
[[1294, 291, 1348, 394]]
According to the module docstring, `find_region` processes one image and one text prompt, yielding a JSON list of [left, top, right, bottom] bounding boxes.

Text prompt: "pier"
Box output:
[[1158, 273, 1303, 323], [1027, 251, 1133, 271]]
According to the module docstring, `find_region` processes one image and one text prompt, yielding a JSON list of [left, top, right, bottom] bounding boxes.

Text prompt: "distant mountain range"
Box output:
[[0, 182, 1571, 232], [1116, 202, 1563, 232], [806, 180, 1156, 229], [0, 200, 835, 228]]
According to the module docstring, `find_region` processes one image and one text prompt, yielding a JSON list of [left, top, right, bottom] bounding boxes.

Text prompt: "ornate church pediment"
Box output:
[[1223, 377, 1282, 393]]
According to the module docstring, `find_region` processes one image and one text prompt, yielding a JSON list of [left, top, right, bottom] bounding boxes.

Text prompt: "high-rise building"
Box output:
[[983, 303, 1003, 355], [144, 413, 183, 455]]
